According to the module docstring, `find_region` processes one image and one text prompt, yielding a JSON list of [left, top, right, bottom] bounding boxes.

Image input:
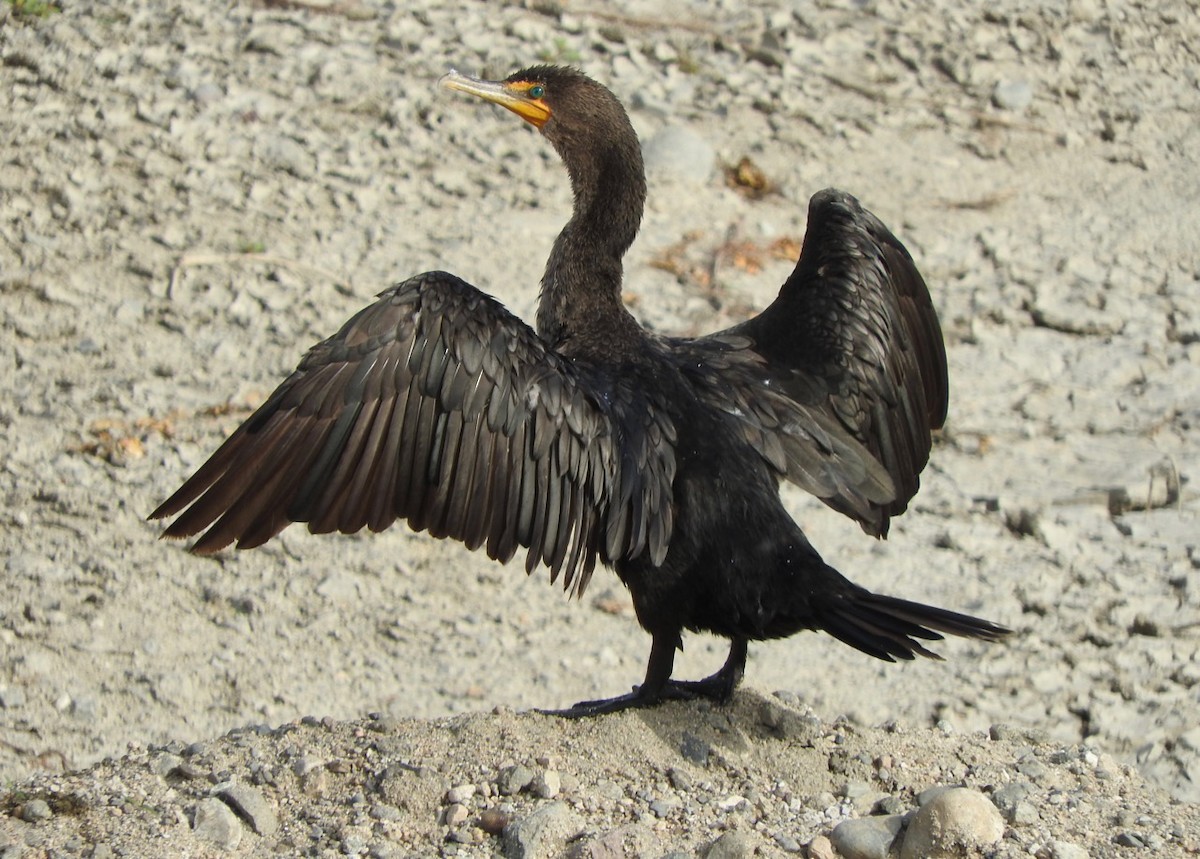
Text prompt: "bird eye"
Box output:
[[529, 85, 545, 99]]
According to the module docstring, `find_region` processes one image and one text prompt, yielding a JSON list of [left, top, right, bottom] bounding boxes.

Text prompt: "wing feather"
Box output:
[[151, 271, 675, 593], [716, 188, 948, 536]]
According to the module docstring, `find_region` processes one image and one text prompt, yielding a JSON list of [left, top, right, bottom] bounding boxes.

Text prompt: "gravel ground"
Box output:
[[1, 0, 1198, 855]]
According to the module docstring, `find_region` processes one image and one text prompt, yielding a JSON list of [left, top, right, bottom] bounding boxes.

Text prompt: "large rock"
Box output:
[[901, 788, 1004, 859]]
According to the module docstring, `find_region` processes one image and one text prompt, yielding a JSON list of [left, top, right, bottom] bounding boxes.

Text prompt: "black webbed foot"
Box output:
[[536, 688, 663, 719], [538, 636, 749, 718]]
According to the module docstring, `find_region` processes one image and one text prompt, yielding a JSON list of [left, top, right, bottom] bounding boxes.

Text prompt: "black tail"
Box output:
[[817, 588, 1010, 662]]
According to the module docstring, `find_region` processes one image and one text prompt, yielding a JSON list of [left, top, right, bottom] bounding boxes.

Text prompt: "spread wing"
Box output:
[[671, 332, 896, 526], [722, 189, 948, 536], [150, 271, 675, 595]]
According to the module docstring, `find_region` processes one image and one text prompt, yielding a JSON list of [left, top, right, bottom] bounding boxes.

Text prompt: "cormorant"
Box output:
[[151, 66, 1009, 716]]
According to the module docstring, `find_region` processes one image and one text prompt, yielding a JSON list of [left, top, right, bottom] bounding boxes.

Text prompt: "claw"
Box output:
[[536, 692, 648, 718], [537, 636, 749, 717]]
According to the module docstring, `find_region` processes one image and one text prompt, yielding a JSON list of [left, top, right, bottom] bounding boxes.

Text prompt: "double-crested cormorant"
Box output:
[[151, 66, 1008, 716]]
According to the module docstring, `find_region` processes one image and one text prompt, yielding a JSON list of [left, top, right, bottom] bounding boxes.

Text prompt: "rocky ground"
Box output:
[[1, 0, 1197, 856]]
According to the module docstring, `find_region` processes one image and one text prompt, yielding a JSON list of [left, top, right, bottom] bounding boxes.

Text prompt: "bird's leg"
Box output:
[[539, 635, 748, 718], [538, 631, 681, 718], [661, 637, 747, 702]]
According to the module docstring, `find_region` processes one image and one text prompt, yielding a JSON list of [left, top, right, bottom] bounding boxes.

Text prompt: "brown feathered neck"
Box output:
[[514, 67, 646, 350]]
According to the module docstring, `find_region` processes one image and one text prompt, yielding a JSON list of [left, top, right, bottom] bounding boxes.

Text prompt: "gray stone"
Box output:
[[502, 801, 583, 859], [20, 799, 52, 822], [641, 125, 716, 183], [499, 764, 535, 795], [680, 731, 710, 764], [1011, 800, 1040, 824], [916, 784, 956, 806], [1047, 840, 1089, 859], [900, 788, 1004, 859], [830, 814, 904, 859], [193, 797, 243, 849], [991, 780, 1036, 821], [1017, 757, 1050, 781], [292, 755, 324, 777], [874, 795, 907, 815], [531, 769, 560, 799], [773, 831, 803, 853], [841, 780, 888, 815], [667, 767, 692, 791], [993, 79, 1034, 111], [1114, 832, 1146, 848], [151, 753, 184, 777], [256, 135, 315, 179], [758, 699, 821, 742], [705, 830, 757, 859], [806, 835, 837, 859], [216, 782, 278, 836], [446, 784, 476, 804], [570, 824, 662, 859], [370, 804, 402, 822], [649, 797, 677, 818]]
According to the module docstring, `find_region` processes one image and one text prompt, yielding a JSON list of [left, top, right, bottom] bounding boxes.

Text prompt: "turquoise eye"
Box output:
[[529, 85, 545, 99]]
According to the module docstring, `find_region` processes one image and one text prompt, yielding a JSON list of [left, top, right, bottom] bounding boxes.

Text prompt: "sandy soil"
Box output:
[[1, 0, 1197, 855]]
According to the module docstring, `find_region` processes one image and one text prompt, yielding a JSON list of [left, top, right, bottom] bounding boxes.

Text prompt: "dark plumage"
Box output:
[[151, 66, 1009, 716]]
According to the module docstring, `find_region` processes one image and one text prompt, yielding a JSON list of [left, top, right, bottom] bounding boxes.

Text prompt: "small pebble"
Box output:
[[21, 799, 52, 822], [993, 79, 1034, 111], [1012, 801, 1040, 824], [758, 699, 819, 741], [649, 798, 676, 818], [667, 767, 692, 791], [498, 764, 535, 795], [292, 755, 323, 777], [1046, 840, 1089, 859], [1018, 758, 1050, 781], [532, 769, 560, 799], [717, 794, 748, 812], [831, 814, 904, 859], [370, 804, 402, 822], [807, 834, 837, 859], [501, 801, 582, 858], [773, 831, 803, 853], [706, 830, 756, 859], [479, 808, 510, 835], [192, 797, 242, 850], [874, 795, 907, 815], [340, 833, 368, 854], [992, 781, 1036, 822]]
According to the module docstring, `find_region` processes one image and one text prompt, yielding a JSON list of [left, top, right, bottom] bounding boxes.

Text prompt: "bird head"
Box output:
[[440, 65, 646, 249], [439, 66, 633, 146]]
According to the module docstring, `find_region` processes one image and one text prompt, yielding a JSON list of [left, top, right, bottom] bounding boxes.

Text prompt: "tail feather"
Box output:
[[819, 589, 1010, 663]]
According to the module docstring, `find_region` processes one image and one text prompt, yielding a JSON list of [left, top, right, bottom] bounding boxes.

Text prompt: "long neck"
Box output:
[[537, 137, 646, 348]]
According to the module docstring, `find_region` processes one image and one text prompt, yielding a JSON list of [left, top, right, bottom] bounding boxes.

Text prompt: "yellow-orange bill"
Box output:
[[440, 69, 551, 129]]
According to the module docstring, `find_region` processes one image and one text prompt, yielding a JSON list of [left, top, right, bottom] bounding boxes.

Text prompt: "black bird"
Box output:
[[151, 66, 1008, 716]]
